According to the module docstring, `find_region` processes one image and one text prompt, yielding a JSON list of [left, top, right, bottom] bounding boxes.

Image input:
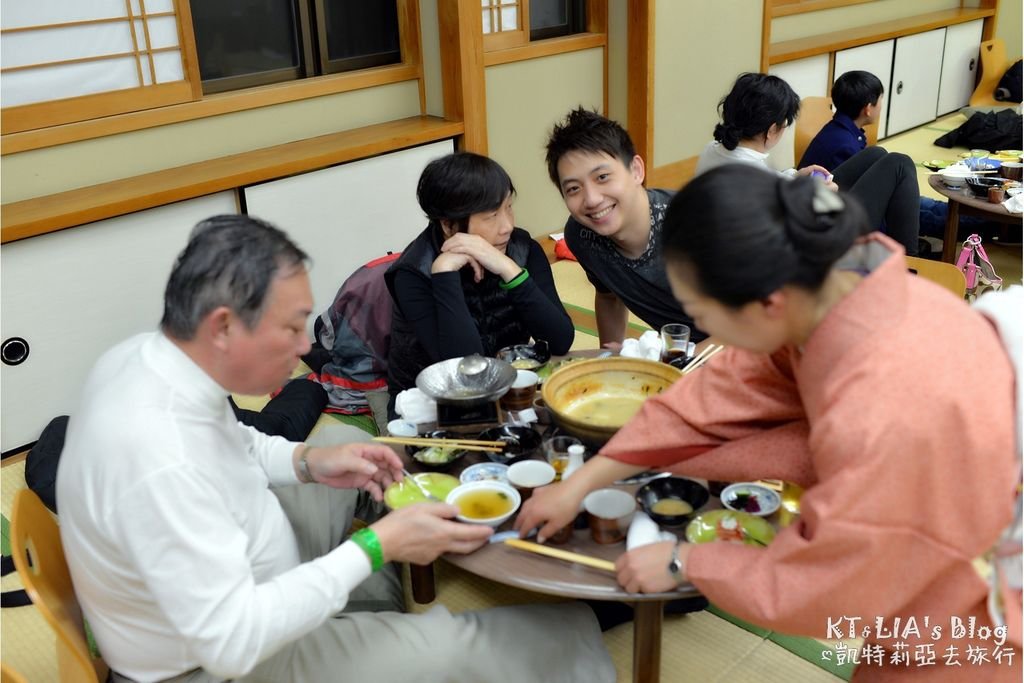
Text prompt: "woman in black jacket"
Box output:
[[385, 152, 574, 412]]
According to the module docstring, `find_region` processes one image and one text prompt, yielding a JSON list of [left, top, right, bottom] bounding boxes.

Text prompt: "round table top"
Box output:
[[442, 517, 703, 602], [401, 347, 721, 603], [927, 174, 1020, 219]]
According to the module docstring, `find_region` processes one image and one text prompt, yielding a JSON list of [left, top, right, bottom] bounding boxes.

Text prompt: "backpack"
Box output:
[[312, 253, 400, 414], [995, 60, 1023, 103]]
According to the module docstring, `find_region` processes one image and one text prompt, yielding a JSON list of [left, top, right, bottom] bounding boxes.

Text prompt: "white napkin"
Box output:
[[621, 333, 696, 362], [395, 388, 437, 425], [504, 408, 538, 426], [1003, 194, 1023, 214], [621, 330, 662, 361], [626, 511, 677, 550]]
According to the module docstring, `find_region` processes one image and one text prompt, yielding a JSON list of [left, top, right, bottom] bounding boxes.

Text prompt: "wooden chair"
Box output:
[[10, 489, 109, 683], [1, 662, 29, 683], [905, 255, 967, 299], [795, 96, 879, 167], [970, 39, 1010, 107]]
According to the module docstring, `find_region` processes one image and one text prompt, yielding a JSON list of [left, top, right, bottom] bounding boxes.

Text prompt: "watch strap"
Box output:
[[667, 542, 684, 583]]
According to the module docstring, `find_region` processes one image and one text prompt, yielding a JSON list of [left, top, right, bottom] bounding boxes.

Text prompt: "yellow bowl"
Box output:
[[541, 357, 680, 448]]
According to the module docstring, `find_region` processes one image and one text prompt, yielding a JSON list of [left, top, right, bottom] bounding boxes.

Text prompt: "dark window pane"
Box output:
[[322, 1, 401, 72], [189, 0, 301, 88], [530, 0, 567, 30], [530, 0, 585, 40]]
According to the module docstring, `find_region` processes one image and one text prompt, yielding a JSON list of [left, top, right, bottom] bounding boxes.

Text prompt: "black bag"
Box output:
[[995, 60, 1023, 103], [934, 110, 1023, 151], [25, 415, 68, 514], [230, 378, 327, 443]]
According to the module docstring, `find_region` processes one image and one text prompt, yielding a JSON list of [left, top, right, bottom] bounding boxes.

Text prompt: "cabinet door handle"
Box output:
[[1, 337, 30, 366], [896, 81, 904, 95], [969, 58, 976, 71]]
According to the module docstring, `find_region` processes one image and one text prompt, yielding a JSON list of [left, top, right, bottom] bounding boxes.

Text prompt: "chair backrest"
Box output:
[[795, 96, 879, 167], [970, 39, 1009, 107], [1, 662, 29, 683], [905, 255, 967, 299], [10, 489, 108, 683]]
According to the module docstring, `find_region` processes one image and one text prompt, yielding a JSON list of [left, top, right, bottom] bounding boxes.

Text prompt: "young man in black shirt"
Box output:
[[545, 108, 706, 347]]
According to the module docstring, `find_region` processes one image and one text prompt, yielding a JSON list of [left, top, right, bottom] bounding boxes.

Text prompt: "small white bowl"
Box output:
[[720, 483, 781, 517], [507, 460, 556, 488], [446, 481, 521, 527], [386, 419, 418, 437], [459, 462, 509, 484], [939, 167, 973, 189]]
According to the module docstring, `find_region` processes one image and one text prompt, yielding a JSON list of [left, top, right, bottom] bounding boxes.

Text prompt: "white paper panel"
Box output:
[[501, 7, 517, 31], [1, 0, 126, 30], [483, 12, 492, 33], [131, 0, 143, 15], [134, 20, 151, 49], [243, 140, 455, 334], [0, 22, 135, 68], [153, 49, 184, 83], [0, 191, 240, 452], [144, 0, 175, 12], [1, 56, 140, 106], [141, 60, 154, 86], [146, 15, 179, 49]]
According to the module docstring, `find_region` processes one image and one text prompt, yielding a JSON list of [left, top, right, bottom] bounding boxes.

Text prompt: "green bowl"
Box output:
[[384, 473, 460, 509], [685, 509, 776, 547]]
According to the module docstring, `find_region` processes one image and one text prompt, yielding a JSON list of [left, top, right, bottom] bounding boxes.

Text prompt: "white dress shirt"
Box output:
[[56, 332, 371, 681]]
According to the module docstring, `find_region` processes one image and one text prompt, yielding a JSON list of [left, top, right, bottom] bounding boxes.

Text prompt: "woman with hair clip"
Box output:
[[517, 165, 1019, 681], [385, 152, 574, 413], [696, 72, 923, 256]]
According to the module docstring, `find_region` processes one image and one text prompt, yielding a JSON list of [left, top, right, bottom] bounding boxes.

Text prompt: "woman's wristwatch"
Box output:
[[667, 542, 685, 584]]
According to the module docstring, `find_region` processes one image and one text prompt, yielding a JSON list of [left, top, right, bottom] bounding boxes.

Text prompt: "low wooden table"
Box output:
[[401, 345, 721, 682], [443, 515, 700, 683], [927, 174, 1022, 263]]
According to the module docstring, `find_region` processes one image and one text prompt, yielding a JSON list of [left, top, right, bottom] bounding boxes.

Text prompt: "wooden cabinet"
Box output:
[[885, 28, 947, 137], [937, 19, 984, 116], [768, 54, 830, 170], [0, 192, 238, 452], [834, 40, 894, 140]]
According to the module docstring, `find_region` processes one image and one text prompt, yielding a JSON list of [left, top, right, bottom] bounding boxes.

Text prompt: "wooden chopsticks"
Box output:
[[682, 344, 725, 375], [503, 539, 616, 573], [373, 436, 506, 453]]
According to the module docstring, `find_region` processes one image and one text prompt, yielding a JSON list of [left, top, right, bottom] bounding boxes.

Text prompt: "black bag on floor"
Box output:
[[995, 60, 1022, 103], [25, 415, 68, 514], [230, 378, 327, 443], [934, 110, 1023, 151]]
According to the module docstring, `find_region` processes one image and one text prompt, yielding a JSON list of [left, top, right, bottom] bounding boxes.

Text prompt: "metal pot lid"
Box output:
[[416, 356, 517, 403]]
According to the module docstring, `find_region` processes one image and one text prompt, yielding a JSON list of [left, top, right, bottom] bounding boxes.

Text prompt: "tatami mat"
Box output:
[[403, 561, 842, 683]]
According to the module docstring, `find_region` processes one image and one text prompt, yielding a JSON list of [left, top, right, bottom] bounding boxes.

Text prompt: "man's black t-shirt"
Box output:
[[563, 188, 706, 342]]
